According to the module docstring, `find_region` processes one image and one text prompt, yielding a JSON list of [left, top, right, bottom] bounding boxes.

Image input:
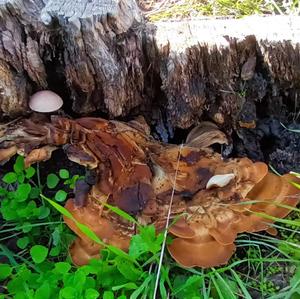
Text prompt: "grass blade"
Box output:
[[212, 271, 237, 299], [210, 275, 226, 299], [104, 203, 139, 225], [41, 194, 73, 219], [280, 122, 300, 133], [41, 194, 140, 265], [153, 144, 183, 299], [42, 195, 105, 245], [130, 276, 152, 299], [75, 222, 103, 244], [290, 171, 300, 179], [291, 181, 300, 189], [252, 212, 300, 226], [268, 164, 282, 176], [230, 269, 252, 299]]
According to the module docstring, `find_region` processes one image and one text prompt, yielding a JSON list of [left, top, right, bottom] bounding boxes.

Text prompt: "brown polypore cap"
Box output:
[[168, 219, 237, 268], [64, 199, 131, 251], [168, 237, 235, 268], [69, 238, 101, 266], [29, 90, 63, 113], [245, 173, 300, 232], [168, 217, 196, 239]]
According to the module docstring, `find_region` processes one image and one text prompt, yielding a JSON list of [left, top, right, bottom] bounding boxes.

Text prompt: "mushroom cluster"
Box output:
[[0, 116, 299, 268]]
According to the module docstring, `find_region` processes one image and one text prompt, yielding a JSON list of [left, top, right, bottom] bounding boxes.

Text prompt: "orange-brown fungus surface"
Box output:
[[0, 116, 299, 268]]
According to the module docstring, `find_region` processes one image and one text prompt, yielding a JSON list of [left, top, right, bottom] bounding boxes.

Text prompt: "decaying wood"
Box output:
[[150, 16, 300, 128], [1, 116, 299, 267], [0, 0, 144, 116], [0, 0, 300, 171], [1, 1, 299, 123]]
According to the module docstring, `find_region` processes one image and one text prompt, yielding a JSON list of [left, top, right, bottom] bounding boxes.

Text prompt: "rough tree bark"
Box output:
[[0, 0, 144, 117], [150, 17, 300, 129], [0, 0, 299, 171]]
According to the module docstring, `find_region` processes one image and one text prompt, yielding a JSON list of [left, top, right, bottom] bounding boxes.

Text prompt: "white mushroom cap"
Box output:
[[29, 90, 63, 113], [206, 173, 235, 189]]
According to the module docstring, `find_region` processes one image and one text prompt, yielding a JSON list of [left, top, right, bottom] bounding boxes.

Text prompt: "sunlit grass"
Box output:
[[145, 0, 300, 21]]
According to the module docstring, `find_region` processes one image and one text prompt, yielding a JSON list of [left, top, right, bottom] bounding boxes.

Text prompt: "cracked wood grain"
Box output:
[[0, 0, 299, 140]]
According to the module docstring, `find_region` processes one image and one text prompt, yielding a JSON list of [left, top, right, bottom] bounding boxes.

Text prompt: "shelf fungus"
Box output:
[[0, 116, 299, 268]]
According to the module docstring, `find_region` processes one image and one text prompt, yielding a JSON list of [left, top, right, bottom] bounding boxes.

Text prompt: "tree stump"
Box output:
[[0, 0, 299, 171], [0, 0, 144, 117]]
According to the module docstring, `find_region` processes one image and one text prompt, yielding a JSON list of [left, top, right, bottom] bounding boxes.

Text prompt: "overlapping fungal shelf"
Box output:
[[0, 116, 299, 268]]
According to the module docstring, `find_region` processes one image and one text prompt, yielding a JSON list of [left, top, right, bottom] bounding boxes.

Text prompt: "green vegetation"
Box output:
[[0, 157, 300, 298], [146, 0, 300, 21]]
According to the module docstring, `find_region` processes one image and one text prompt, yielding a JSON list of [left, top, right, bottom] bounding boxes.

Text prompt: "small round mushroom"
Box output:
[[29, 90, 63, 113]]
